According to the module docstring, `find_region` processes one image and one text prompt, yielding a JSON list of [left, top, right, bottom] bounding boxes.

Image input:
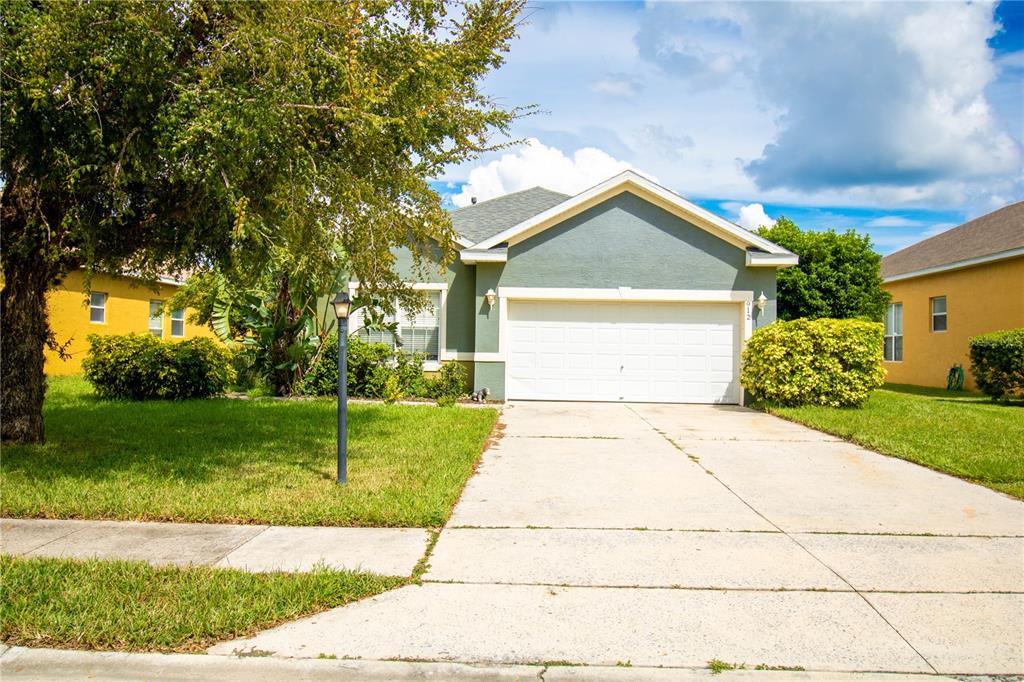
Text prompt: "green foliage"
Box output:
[[364, 351, 425, 402], [757, 218, 890, 321], [3, 376, 500, 526], [741, 318, 885, 407], [82, 334, 235, 400], [1, 0, 526, 440], [969, 328, 1024, 401], [297, 335, 427, 402], [427, 362, 469, 406], [0, 555, 403, 652]]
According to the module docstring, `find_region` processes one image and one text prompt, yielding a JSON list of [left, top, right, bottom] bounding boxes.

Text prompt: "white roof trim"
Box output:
[[459, 248, 508, 264], [746, 251, 799, 268], [470, 170, 795, 260], [883, 246, 1024, 283]]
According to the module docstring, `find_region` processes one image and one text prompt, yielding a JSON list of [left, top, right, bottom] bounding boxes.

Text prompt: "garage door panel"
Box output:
[[507, 300, 740, 404]]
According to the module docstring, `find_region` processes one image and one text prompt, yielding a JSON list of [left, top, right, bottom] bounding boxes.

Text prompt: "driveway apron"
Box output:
[[212, 402, 1024, 675]]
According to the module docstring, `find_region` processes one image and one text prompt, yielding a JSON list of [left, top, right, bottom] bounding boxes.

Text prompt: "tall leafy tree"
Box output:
[[1, 0, 525, 442], [757, 218, 890, 322]]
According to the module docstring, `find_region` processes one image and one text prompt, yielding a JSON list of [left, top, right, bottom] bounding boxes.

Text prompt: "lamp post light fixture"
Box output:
[[331, 291, 352, 484]]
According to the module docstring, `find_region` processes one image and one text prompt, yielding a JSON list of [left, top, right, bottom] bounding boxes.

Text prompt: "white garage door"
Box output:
[[506, 300, 741, 404]]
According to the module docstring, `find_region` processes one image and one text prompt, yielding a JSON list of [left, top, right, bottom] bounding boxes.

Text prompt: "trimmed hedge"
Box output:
[[741, 318, 885, 407], [83, 334, 235, 400], [970, 328, 1024, 401]]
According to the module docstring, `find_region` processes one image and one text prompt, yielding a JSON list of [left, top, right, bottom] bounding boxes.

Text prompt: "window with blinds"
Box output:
[[358, 290, 441, 361]]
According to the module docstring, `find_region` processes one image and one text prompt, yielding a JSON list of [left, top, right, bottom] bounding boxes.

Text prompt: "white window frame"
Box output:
[[170, 308, 185, 338], [930, 296, 947, 333], [148, 300, 164, 338], [884, 302, 903, 362], [348, 282, 448, 371], [89, 292, 107, 324]]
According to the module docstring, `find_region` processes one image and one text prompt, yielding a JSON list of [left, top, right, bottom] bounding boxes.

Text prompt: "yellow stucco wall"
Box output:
[[45, 271, 216, 376], [881, 255, 1024, 390]]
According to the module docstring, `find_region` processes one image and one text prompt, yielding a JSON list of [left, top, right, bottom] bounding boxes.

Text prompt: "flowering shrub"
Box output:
[[741, 318, 885, 407]]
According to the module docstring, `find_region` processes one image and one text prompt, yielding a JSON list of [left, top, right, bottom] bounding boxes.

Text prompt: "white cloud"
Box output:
[[735, 203, 775, 230], [442, 1, 1022, 214], [864, 216, 921, 228], [450, 138, 653, 207], [739, 2, 1020, 192]]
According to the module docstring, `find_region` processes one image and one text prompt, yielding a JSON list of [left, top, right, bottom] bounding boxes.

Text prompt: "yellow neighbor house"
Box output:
[[45, 270, 216, 376], [880, 202, 1024, 391]]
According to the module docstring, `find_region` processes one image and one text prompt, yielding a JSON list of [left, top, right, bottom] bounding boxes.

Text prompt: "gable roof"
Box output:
[[881, 201, 1024, 282], [451, 187, 570, 245], [462, 170, 796, 267]]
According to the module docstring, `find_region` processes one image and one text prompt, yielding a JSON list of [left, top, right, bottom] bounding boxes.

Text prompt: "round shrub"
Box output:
[[426, 361, 468, 406], [740, 318, 885, 407], [83, 333, 235, 400], [969, 328, 1024, 401]]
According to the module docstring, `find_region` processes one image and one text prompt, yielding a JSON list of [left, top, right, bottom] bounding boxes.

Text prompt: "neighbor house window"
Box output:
[[931, 296, 947, 332], [359, 289, 442, 363], [89, 292, 107, 323], [171, 309, 185, 338], [148, 300, 164, 337], [884, 302, 903, 362]]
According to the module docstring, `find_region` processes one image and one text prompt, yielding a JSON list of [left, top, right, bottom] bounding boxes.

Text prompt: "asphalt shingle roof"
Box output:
[[451, 187, 570, 245], [880, 201, 1024, 279]]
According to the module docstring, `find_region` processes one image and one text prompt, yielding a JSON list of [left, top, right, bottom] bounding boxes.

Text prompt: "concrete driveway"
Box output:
[[213, 402, 1024, 676]]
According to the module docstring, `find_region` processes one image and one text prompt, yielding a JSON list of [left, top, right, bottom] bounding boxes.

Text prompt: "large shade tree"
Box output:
[[1, 0, 525, 442], [757, 218, 890, 322]]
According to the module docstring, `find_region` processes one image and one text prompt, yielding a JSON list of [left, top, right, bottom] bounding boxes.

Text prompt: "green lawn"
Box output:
[[0, 555, 403, 652], [1, 377, 498, 526], [767, 383, 1024, 499]]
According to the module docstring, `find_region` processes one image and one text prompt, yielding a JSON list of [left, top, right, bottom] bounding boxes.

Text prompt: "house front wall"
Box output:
[[381, 191, 782, 401], [470, 191, 779, 400], [45, 271, 216, 376], [882, 255, 1024, 390]]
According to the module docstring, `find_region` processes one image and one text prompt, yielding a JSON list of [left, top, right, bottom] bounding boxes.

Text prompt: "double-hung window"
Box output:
[[148, 301, 164, 337], [884, 302, 903, 362], [89, 292, 107, 324], [930, 296, 947, 332], [171, 309, 186, 338], [357, 288, 443, 367]]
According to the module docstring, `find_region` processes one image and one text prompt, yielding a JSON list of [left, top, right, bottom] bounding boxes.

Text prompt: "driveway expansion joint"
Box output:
[[625, 405, 942, 675]]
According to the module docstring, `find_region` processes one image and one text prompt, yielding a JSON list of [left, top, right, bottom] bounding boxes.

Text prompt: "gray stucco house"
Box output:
[[351, 170, 797, 404]]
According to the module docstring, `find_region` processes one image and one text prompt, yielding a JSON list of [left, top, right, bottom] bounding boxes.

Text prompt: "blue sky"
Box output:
[[433, 1, 1023, 254]]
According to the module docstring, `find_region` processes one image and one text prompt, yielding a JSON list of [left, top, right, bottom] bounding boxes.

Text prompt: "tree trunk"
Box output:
[[1, 251, 51, 443], [269, 272, 301, 396]]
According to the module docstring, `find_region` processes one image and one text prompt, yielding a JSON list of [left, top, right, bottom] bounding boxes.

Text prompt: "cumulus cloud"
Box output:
[[735, 203, 775, 230], [740, 2, 1020, 192], [624, 2, 1020, 210], [450, 139, 652, 207]]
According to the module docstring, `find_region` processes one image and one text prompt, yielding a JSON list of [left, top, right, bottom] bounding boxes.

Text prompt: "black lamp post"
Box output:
[[331, 291, 352, 484]]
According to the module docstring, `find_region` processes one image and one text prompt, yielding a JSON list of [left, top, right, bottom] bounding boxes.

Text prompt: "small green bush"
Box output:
[[970, 328, 1024, 401], [297, 334, 427, 401], [741, 318, 885, 407], [83, 334, 235, 400], [426, 362, 468, 406]]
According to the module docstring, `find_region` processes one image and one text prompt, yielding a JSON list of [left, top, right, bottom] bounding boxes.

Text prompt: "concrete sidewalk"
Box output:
[[0, 518, 428, 576]]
